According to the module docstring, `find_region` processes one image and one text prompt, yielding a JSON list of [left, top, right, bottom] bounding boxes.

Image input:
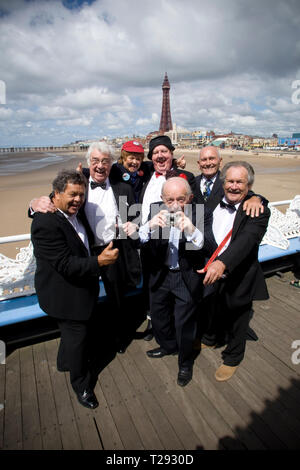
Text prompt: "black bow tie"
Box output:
[[220, 200, 236, 212], [90, 180, 107, 190]]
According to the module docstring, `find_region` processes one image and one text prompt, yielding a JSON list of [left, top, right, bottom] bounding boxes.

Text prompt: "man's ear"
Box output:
[[52, 190, 60, 202], [188, 194, 194, 204]]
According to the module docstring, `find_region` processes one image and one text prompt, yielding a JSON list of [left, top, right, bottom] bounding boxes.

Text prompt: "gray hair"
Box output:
[[220, 161, 255, 186], [162, 176, 192, 197], [52, 169, 87, 193], [86, 141, 115, 165]]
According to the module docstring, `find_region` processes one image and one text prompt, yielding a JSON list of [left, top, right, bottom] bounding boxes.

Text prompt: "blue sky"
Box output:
[[0, 0, 300, 147]]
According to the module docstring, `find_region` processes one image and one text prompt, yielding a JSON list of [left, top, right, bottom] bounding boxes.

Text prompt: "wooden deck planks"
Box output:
[[0, 272, 299, 450], [19, 345, 42, 450]]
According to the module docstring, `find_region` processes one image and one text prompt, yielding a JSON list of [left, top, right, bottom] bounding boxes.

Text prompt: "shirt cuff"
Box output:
[[186, 227, 204, 248], [139, 222, 158, 243]]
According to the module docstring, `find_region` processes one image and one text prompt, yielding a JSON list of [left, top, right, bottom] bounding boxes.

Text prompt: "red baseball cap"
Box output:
[[122, 140, 144, 153]]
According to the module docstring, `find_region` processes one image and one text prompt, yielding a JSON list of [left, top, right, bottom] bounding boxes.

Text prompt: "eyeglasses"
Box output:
[[90, 158, 111, 166]]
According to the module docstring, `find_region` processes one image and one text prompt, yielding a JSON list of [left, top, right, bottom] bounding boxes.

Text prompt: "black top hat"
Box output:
[[147, 135, 175, 160]]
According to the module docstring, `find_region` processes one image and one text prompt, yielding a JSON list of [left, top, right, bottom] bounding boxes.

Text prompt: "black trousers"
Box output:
[[150, 270, 198, 369], [57, 318, 92, 394], [201, 294, 252, 366]]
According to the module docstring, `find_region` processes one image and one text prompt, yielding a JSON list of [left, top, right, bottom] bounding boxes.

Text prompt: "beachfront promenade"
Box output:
[[0, 271, 300, 451], [0, 145, 83, 153]]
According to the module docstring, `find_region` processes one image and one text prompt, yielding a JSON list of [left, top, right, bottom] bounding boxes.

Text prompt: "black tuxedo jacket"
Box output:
[[31, 210, 101, 321], [211, 194, 270, 309], [143, 202, 214, 302]]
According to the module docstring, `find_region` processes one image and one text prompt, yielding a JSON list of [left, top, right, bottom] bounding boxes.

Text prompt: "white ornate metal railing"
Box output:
[[0, 196, 299, 301], [261, 195, 300, 249]]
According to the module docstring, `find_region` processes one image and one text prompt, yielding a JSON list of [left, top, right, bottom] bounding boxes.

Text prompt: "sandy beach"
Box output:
[[0, 147, 300, 259]]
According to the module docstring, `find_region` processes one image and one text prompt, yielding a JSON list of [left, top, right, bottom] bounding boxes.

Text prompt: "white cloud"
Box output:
[[0, 0, 300, 146]]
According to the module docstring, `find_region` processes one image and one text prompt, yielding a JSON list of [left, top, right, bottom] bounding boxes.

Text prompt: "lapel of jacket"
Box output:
[[55, 210, 90, 255], [231, 198, 248, 239]]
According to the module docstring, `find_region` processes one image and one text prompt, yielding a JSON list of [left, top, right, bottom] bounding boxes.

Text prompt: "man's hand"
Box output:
[[174, 212, 195, 235], [149, 210, 169, 230], [197, 260, 226, 285], [30, 196, 56, 213], [97, 241, 119, 266], [243, 196, 264, 217], [175, 155, 186, 169], [76, 162, 83, 173], [122, 221, 139, 237]]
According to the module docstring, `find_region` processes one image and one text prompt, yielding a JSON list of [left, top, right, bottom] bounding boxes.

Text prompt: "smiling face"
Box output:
[[152, 145, 173, 175], [122, 153, 144, 173], [54, 183, 86, 216], [223, 166, 250, 204], [198, 146, 222, 179], [89, 148, 112, 183]]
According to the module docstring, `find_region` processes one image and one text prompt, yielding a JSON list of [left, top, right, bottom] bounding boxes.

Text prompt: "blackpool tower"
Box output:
[[159, 72, 173, 134]]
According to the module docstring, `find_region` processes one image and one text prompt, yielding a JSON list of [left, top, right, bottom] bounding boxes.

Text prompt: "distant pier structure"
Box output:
[[159, 72, 173, 134], [0, 145, 83, 153]]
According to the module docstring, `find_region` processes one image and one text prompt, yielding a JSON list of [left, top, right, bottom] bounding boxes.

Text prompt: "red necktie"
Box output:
[[203, 229, 233, 272]]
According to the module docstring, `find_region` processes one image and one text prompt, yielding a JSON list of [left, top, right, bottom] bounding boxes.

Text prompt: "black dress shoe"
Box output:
[[117, 346, 126, 354], [177, 367, 193, 387], [146, 347, 178, 358], [76, 389, 99, 409], [57, 365, 69, 372], [143, 329, 154, 341]]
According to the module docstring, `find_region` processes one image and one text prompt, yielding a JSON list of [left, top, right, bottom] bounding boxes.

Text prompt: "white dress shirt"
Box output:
[[141, 172, 166, 224], [212, 198, 241, 255], [84, 178, 119, 246], [139, 221, 204, 269], [200, 174, 217, 195], [58, 209, 90, 255]]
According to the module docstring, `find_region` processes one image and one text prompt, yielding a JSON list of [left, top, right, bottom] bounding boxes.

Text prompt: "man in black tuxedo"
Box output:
[[137, 135, 196, 340], [31, 170, 119, 409], [139, 177, 212, 387], [197, 161, 270, 381], [30, 141, 141, 353]]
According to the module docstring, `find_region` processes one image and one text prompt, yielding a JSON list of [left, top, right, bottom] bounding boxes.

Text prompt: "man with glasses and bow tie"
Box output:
[[197, 161, 270, 382], [29, 142, 141, 354]]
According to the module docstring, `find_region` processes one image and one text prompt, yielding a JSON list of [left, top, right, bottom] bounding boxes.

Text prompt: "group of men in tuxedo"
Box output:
[[30, 136, 270, 409]]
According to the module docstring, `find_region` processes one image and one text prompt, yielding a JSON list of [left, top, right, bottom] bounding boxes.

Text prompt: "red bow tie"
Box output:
[[155, 171, 162, 178]]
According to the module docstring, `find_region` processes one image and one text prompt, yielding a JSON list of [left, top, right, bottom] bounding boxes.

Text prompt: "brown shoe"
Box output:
[[193, 339, 216, 350], [215, 364, 238, 382], [201, 343, 216, 350]]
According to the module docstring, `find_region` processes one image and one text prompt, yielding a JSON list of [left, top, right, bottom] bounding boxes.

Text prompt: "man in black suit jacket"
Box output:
[[30, 141, 141, 353], [197, 161, 270, 382], [139, 176, 212, 387], [31, 170, 119, 409], [194, 145, 264, 215], [136, 135, 196, 341]]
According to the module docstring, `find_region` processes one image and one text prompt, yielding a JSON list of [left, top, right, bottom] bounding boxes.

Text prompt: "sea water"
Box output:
[[0, 152, 77, 176]]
